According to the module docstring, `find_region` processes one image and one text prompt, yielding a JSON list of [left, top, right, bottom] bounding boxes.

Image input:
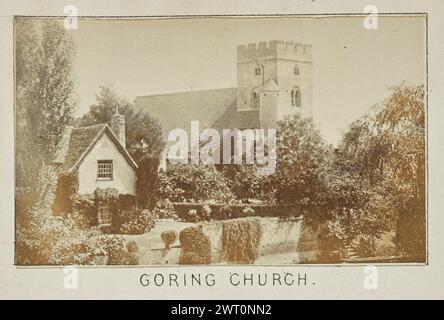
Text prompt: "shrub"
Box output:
[[72, 195, 96, 226], [136, 155, 160, 209], [51, 230, 140, 265], [158, 164, 235, 203], [161, 230, 178, 249], [179, 226, 211, 265], [213, 204, 232, 220], [221, 218, 262, 264], [185, 209, 199, 222], [15, 206, 140, 265], [153, 199, 178, 220], [242, 206, 255, 216], [111, 194, 138, 232], [119, 209, 156, 235], [52, 173, 78, 215], [126, 241, 140, 265], [71, 190, 138, 233], [201, 205, 212, 221], [104, 235, 141, 264]]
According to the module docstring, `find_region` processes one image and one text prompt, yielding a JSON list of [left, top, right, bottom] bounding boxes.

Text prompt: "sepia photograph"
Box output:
[[14, 15, 426, 266]]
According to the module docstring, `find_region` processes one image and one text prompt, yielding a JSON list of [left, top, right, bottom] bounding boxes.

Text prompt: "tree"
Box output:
[[15, 18, 80, 265], [217, 164, 260, 203], [15, 19, 77, 211], [271, 114, 330, 206], [78, 86, 166, 208], [15, 19, 42, 210], [325, 85, 425, 260], [158, 164, 235, 203], [78, 86, 165, 159]]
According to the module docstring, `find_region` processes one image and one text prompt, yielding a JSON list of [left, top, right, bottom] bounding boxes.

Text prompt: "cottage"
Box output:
[[54, 109, 138, 197]]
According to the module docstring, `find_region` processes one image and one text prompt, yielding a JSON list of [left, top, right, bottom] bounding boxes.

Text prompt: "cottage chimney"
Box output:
[[110, 106, 126, 148]]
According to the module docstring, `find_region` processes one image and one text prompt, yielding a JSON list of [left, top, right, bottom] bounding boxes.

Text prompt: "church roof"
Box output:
[[134, 87, 261, 137], [56, 124, 138, 173], [135, 87, 238, 136]]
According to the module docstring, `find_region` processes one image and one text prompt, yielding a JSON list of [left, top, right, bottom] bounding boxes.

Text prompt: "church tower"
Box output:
[[236, 40, 313, 128]]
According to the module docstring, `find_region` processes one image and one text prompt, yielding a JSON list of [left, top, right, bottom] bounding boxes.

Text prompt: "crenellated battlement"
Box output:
[[237, 40, 312, 62]]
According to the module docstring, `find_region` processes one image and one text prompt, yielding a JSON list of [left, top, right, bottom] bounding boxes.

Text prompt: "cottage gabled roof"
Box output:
[[56, 123, 138, 173]]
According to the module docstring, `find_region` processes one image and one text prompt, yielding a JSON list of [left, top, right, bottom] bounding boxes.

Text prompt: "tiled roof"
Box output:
[[57, 124, 137, 173], [212, 101, 260, 130], [135, 87, 262, 139]]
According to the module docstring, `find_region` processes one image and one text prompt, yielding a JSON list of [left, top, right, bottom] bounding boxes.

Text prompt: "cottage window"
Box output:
[[97, 160, 113, 180]]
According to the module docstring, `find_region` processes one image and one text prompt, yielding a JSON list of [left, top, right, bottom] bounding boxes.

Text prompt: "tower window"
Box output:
[[294, 65, 300, 75], [291, 86, 301, 107], [251, 88, 260, 109], [254, 66, 262, 76]]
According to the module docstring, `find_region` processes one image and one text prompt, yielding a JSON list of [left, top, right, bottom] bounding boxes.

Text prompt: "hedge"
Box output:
[[173, 203, 312, 221]]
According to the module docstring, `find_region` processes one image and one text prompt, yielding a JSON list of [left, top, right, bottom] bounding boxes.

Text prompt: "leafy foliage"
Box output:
[[52, 173, 79, 215], [152, 199, 179, 220], [158, 164, 235, 203], [77, 86, 165, 208], [221, 218, 262, 264], [16, 206, 139, 265], [179, 226, 212, 265], [77, 86, 165, 159], [218, 164, 267, 203], [15, 19, 77, 211], [322, 85, 425, 260], [161, 230, 178, 249], [271, 114, 330, 206], [119, 209, 157, 235]]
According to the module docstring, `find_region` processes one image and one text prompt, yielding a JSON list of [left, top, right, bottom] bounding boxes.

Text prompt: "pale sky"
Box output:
[[66, 16, 425, 145]]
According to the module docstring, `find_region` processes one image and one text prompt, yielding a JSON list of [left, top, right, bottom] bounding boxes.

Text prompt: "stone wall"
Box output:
[[200, 217, 319, 264]]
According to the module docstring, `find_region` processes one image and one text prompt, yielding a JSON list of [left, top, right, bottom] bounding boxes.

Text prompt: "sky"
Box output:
[[66, 16, 425, 145]]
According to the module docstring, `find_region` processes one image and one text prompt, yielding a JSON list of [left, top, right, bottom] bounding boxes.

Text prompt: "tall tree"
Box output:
[[271, 114, 330, 206], [327, 85, 425, 260], [15, 19, 77, 211]]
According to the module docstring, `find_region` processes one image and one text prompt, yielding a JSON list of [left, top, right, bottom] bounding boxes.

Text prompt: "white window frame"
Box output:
[[97, 159, 113, 180]]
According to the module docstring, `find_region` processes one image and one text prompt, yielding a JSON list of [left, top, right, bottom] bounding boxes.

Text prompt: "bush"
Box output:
[[242, 206, 255, 216], [213, 204, 232, 220], [15, 206, 140, 265], [51, 229, 140, 265], [221, 218, 262, 264], [158, 164, 235, 203], [71, 190, 138, 233], [136, 155, 160, 209], [179, 226, 211, 265], [119, 209, 156, 235], [185, 209, 199, 222], [111, 194, 138, 232], [153, 199, 178, 220], [201, 205, 212, 221], [52, 173, 78, 215], [72, 195, 96, 226], [52, 230, 141, 265], [126, 241, 140, 265], [161, 230, 178, 249]]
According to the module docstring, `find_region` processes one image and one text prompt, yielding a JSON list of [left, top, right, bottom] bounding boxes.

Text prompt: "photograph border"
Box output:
[[12, 12, 429, 268]]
